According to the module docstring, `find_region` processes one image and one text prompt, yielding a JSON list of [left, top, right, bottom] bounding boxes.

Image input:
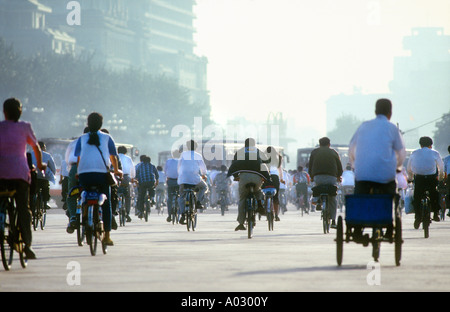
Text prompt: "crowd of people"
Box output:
[[1, 97, 449, 260]]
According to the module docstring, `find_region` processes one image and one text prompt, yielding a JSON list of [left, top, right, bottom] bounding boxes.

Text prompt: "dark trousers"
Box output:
[[413, 174, 439, 220], [137, 181, 155, 215], [0, 179, 33, 246], [78, 173, 112, 232]]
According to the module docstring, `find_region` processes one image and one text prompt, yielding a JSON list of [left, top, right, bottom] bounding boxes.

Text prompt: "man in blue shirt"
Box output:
[[135, 155, 159, 218]]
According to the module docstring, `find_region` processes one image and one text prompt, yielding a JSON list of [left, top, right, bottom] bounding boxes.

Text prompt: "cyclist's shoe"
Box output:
[[166, 216, 172, 222], [235, 224, 246, 231], [126, 215, 132, 222], [196, 201, 204, 209], [111, 217, 118, 230], [330, 220, 336, 228], [180, 214, 186, 225], [414, 219, 421, 229], [433, 214, 440, 222], [103, 237, 114, 246], [66, 221, 76, 234], [275, 215, 280, 222], [24, 246, 37, 260], [257, 201, 266, 216]]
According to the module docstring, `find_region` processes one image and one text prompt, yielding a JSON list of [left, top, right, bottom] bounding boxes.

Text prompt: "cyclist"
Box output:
[[341, 164, 355, 195], [308, 137, 343, 228], [349, 99, 406, 237], [406, 136, 444, 228], [31, 141, 56, 211], [213, 165, 232, 208], [443, 145, 450, 217], [177, 140, 208, 225], [164, 149, 180, 223], [266, 146, 285, 221], [135, 155, 159, 218], [155, 165, 166, 212], [74, 112, 122, 246], [117, 145, 135, 222], [0, 98, 46, 259], [293, 166, 310, 209], [227, 138, 270, 231]]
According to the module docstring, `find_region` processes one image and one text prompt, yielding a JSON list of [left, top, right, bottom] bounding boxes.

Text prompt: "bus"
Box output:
[[37, 137, 139, 207], [297, 145, 414, 169], [158, 140, 287, 169]]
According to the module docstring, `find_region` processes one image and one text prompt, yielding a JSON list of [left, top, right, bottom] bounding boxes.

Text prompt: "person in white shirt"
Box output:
[[117, 146, 135, 222], [349, 99, 406, 192], [74, 112, 122, 246], [341, 164, 355, 195], [164, 149, 180, 222], [177, 140, 208, 224], [407, 136, 444, 227], [349, 99, 406, 238]]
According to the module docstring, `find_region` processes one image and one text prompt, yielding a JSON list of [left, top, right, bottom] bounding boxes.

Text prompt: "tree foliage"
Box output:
[[0, 38, 211, 153], [327, 114, 363, 145], [433, 110, 450, 154]]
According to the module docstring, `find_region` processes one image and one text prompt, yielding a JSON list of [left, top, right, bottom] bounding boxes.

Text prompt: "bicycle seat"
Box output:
[[245, 183, 257, 193], [0, 190, 16, 198], [312, 184, 337, 197], [183, 184, 199, 191]]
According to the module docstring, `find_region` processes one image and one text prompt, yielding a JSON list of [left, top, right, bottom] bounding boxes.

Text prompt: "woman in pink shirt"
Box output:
[[0, 98, 46, 259]]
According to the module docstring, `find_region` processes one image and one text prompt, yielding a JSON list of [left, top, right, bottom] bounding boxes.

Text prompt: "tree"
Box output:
[[327, 114, 363, 145], [433, 110, 450, 154]]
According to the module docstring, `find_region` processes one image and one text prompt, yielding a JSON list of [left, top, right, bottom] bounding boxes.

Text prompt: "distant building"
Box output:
[[326, 27, 450, 148], [0, 0, 76, 56], [0, 0, 209, 106]]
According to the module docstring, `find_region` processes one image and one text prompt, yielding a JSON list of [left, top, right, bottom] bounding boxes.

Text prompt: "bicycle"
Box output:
[[262, 186, 277, 231], [420, 190, 431, 238], [81, 186, 108, 256], [183, 184, 198, 232], [336, 190, 402, 266], [68, 185, 85, 246], [244, 183, 258, 239], [169, 188, 180, 224], [295, 183, 309, 216], [0, 189, 27, 270], [31, 183, 47, 231], [156, 188, 165, 215], [312, 184, 337, 234], [217, 189, 228, 216]]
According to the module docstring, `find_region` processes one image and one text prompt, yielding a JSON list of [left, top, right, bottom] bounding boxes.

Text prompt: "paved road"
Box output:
[[1, 203, 450, 293]]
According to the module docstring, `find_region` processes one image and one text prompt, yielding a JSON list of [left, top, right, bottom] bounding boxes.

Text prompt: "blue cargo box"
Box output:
[[345, 194, 393, 226]]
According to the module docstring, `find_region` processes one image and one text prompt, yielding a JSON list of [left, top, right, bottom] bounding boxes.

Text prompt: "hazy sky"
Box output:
[[193, 0, 450, 140]]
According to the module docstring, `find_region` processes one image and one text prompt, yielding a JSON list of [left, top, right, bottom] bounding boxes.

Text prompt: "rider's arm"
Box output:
[[31, 143, 46, 171], [109, 155, 123, 178]]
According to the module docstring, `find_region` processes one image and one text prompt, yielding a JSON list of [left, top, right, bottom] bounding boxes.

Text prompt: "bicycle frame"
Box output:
[[0, 189, 27, 270], [81, 189, 107, 256], [421, 191, 431, 238], [184, 187, 197, 231]]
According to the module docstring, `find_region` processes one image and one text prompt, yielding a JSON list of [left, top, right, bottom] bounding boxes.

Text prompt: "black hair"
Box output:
[[87, 112, 103, 146], [3, 98, 22, 122]]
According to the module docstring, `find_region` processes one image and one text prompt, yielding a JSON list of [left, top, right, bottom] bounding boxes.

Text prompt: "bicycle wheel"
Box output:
[[247, 197, 255, 239], [322, 197, 329, 234], [372, 228, 381, 262], [394, 215, 402, 266], [11, 209, 26, 268], [32, 194, 39, 231], [76, 214, 84, 246], [40, 202, 46, 230], [267, 198, 274, 231], [422, 199, 430, 239], [336, 216, 343, 266]]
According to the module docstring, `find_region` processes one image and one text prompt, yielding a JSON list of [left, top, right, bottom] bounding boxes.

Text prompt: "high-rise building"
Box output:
[[0, 0, 209, 106], [326, 27, 450, 148]]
